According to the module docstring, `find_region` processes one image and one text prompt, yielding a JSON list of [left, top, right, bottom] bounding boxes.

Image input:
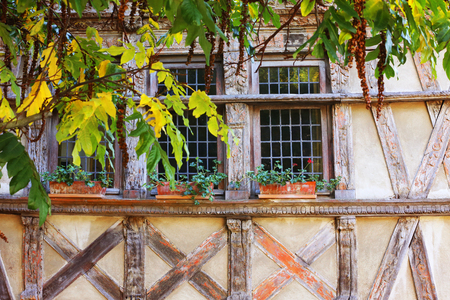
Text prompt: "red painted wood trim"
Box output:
[[42, 221, 124, 300], [146, 222, 227, 299], [253, 269, 292, 300], [253, 223, 336, 300], [147, 228, 227, 300]]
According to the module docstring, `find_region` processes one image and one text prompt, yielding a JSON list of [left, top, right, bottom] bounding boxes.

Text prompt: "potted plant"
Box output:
[[41, 165, 112, 197], [146, 158, 227, 204], [244, 160, 340, 199]]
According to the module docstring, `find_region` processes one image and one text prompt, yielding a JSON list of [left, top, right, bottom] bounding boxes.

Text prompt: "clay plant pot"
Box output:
[[49, 181, 106, 195], [258, 181, 316, 199], [156, 182, 214, 200]]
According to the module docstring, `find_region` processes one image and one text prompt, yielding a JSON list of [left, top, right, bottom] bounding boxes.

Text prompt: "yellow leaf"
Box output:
[[174, 32, 183, 44], [141, 95, 168, 138], [148, 18, 159, 29], [30, 18, 44, 36], [188, 91, 215, 118], [121, 48, 135, 65], [150, 61, 164, 74], [96, 92, 116, 119], [40, 43, 61, 83], [98, 60, 110, 77], [207, 116, 219, 137], [72, 140, 81, 166], [0, 92, 14, 121], [18, 76, 53, 117]]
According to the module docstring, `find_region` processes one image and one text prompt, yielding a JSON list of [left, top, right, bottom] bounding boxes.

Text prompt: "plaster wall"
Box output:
[[436, 54, 450, 91]]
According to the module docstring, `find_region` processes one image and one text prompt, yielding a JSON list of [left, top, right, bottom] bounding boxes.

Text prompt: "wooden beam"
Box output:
[[368, 217, 418, 300], [296, 221, 335, 265], [409, 101, 450, 199], [145, 222, 227, 300], [253, 223, 336, 300], [333, 103, 355, 190], [147, 228, 227, 300], [413, 53, 440, 92], [43, 221, 123, 300], [372, 104, 410, 198], [20, 216, 44, 300], [252, 269, 292, 300], [425, 101, 450, 187], [408, 223, 438, 300], [227, 219, 252, 299], [0, 252, 14, 300], [336, 216, 357, 300], [124, 217, 146, 300], [43, 220, 124, 300]]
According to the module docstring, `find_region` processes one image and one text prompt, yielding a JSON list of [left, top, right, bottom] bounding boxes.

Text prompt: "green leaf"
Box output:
[[30, 18, 44, 36], [301, 0, 315, 16], [335, 0, 359, 19], [373, 8, 390, 32], [330, 7, 356, 34], [366, 35, 382, 47], [69, 0, 89, 17], [443, 48, 450, 80], [136, 132, 155, 157], [95, 144, 107, 169], [129, 120, 149, 137], [181, 0, 203, 26], [146, 145, 161, 173], [17, 0, 36, 13], [365, 47, 380, 62], [198, 32, 212, 65]]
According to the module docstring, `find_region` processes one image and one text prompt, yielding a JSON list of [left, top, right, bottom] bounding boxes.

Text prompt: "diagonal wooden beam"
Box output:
[[43, 221, 123, 300], [296, 221, 335, 265], [145, 222, 227, 300], [253, 269, 292, 300], [42, 220, 124, 300], [372, 104, 410, 198], [0, 252, 14, 300], [147, 228, 227, 300], [408, 223, 438, 300], [409, 101, 450, 199], [413, 53, 440, 92], [253, 223, 336, 300], [368, 217, 418, 300], [425, 101, 450, 187]]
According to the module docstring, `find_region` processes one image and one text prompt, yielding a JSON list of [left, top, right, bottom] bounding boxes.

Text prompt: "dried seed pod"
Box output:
[[236, 0, 249, 77], [376, 31, 387, 118], [0, 230, 7, 243]]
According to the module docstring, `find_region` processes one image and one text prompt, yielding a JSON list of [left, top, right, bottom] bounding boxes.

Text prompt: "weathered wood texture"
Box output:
[[43, 220, 124, 300], [124, 217, 146, 300], [20, 217, 44, 300], [372, 104, 410, 198], [225, 104, 251, 199], [413, 53, 440, 91], [0, 252, 14, 300], [336, 216, 357, 300], [333, 103, 355, 190], [27, 119, 49, 175], [425, 101, 450, 187], [253, 269, 292, 300], [296, 221, 335, 265], [368, 217, 418, 300], [253, 222, 336, 300], [409, 101, 450, 199], [224, 41, 248, 95], [145, 222, 227, 299], [147, 227, 227, 300], [409, 224, 438, 300], [227, 219, 252, 300], [43, 221, 123, 300]]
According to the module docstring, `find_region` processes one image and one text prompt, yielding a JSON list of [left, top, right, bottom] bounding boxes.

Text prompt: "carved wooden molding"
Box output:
[[253, 222, 336, 300], [123, 217, 146, 300], [368, 217, 418, 299], [408, 224, 438, 300], [20, 216, 43, 300], [146, 222, 227, 299], [42, 220, 124, 299], [329, 62, 350, 93], [409, 101, 450, 199], [333, 103, 355, 190], [336, 216, 357, 300], [0, 252, 14, 300], [223, 45, 248, 95], [372, 104, 410, 198], [227, 219, 252, 300], [413, 53, 440, 92], [425, 101, 450, 187], [43, 221, 123, 299]]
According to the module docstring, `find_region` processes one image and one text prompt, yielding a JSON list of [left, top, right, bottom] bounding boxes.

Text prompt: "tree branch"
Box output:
[[0, 111, 53, 130]]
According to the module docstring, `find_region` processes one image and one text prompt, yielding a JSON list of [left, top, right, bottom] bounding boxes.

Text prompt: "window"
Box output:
[[157, 68, 217, 96], [259, 66, 320, 94]]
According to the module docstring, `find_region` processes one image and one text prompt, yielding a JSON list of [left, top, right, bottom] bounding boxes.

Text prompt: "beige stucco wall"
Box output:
[[0, 215, 23, 299], [435, 54, 450, 91]]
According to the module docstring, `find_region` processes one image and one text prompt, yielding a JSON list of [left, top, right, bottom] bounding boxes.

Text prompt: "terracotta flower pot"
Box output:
[[156, 182, 214, 200], [49, 181, 106, 195], [258, 181, 316, 199]]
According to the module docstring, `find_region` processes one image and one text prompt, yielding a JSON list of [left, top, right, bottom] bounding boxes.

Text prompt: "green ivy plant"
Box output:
[[145, 158, 227, 204]]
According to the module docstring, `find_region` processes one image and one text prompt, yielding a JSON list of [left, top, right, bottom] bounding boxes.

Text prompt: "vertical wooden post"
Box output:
[[227, 219, 252, 300], [225, 103, 251, 200], [336, 216, 357, 300], [0, 251, 14, 300], [20, 217, 43, 300], [333, 103, 356, 199], [123, 106, 148, 199], [124, 217, 146, 300]]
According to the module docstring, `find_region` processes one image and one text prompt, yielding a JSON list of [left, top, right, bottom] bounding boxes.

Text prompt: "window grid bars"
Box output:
[[157, 69, 217, 96], [158, 114, 217, 181], [260, 109, 322, 178], [259, 66, 319, 94]]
